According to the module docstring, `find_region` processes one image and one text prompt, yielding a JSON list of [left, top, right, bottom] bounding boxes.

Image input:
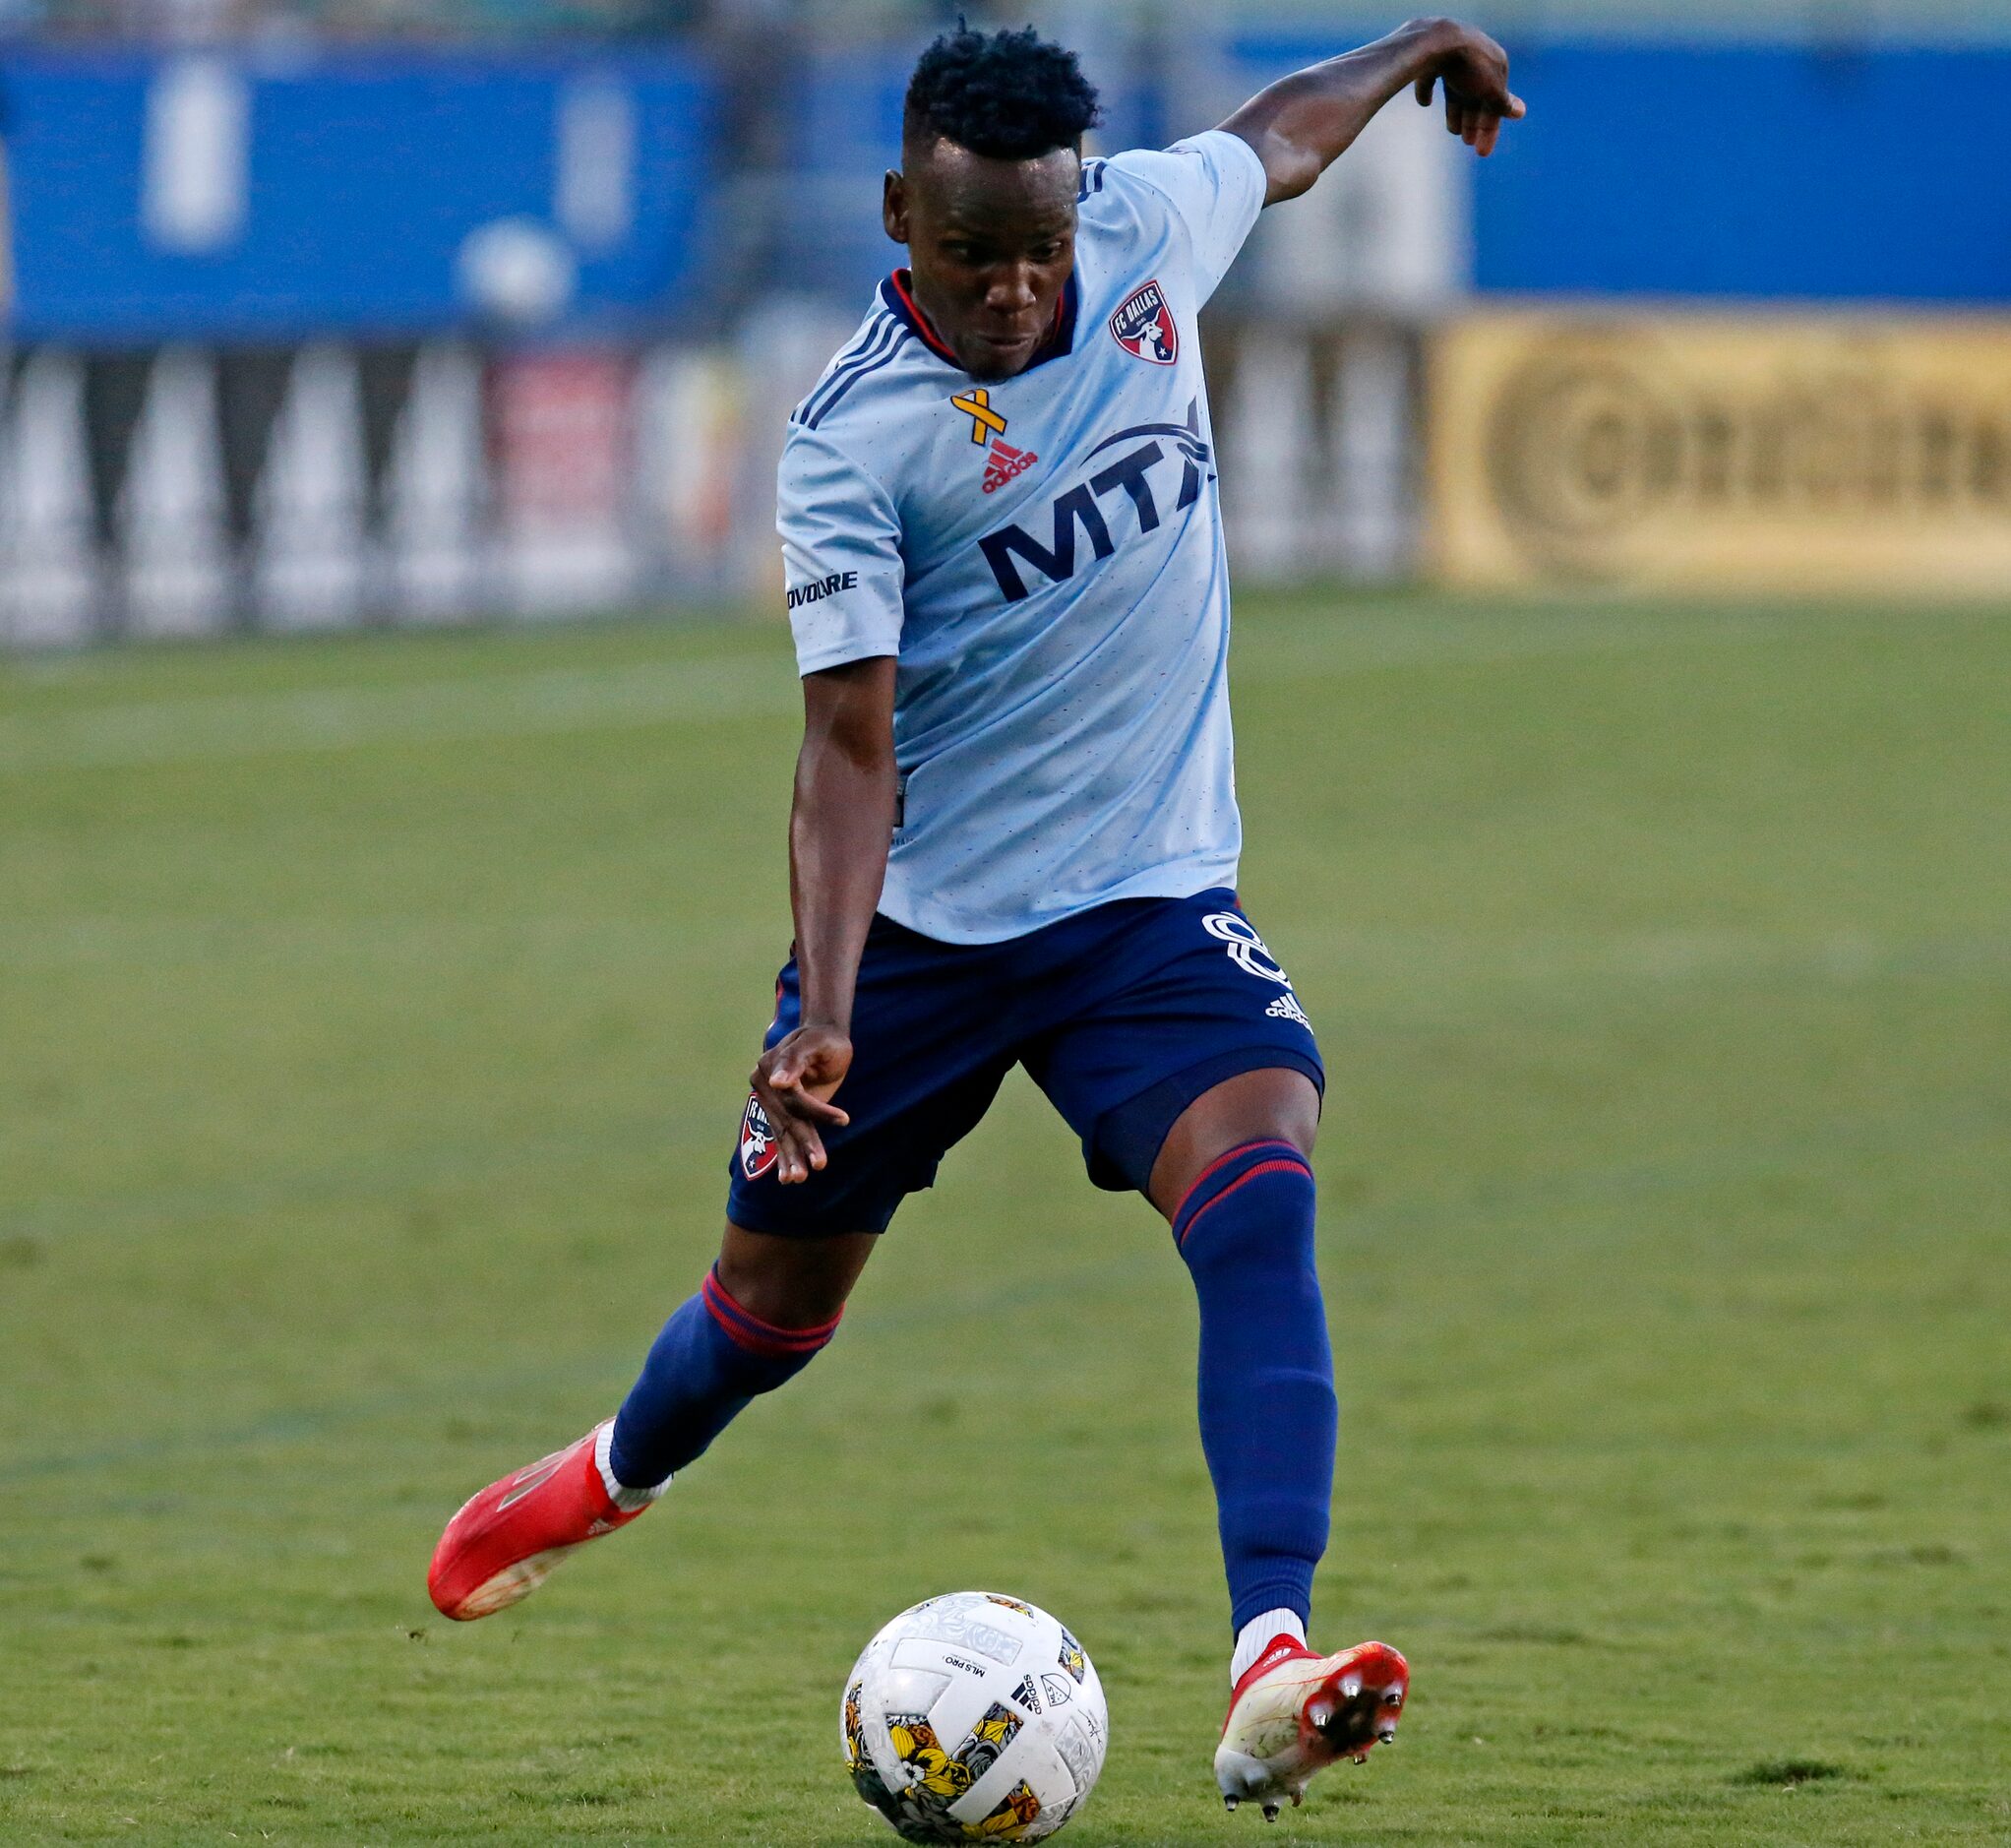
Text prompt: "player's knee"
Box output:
[[1171, 1139, 1318, 1277], [1152, 1070, 1319, 1211], [712, 1263, 846, 1331], [715, 1225, 873, 1328]]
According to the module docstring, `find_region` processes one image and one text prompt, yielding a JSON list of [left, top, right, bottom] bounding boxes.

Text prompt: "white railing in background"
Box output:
[[0, 315, 1432, 648]]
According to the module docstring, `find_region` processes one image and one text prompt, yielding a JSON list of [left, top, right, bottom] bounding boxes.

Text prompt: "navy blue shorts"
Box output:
[[726, 888, 1322, 1237]]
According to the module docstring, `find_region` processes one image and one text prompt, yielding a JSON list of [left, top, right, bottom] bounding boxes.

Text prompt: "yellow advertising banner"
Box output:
[[1429, 310, 2011, 594]]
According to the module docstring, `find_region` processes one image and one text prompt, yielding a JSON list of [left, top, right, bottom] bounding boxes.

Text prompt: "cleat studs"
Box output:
[[1381, 1687, 1404, 1707], [1224, 1796, 1239, 1813], [1307, 1700, 1333, 1729], [1261, 1801, 1281, 1821], [1352, 1751, 1371, 1765], [1377, 1725, 1398, 1744], [1340, 1675, 1362, 1699]]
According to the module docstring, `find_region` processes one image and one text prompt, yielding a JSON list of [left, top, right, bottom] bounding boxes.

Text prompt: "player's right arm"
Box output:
[[755, 416, 907, 1185], [751, 655, 896, 1185]]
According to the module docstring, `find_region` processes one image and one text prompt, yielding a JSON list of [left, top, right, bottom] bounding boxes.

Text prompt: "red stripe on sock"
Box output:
[[701, 1269, 843, 1359], [1172, 1140, 1308, 1232], [702, 1273, 840, 1345], [1174, 1140, 1305, 1221], [1176, 1159, 1312, 1249]]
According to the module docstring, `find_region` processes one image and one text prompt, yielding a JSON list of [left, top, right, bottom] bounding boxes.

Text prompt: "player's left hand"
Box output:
[[1410, 19, 1525, 155], [752, 1023, 854, 1186]]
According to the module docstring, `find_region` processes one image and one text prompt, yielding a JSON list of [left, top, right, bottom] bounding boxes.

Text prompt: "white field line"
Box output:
[[0, 915, 2004, 984], [0, 603, 1897, 776], [0, 654, 797, 773]]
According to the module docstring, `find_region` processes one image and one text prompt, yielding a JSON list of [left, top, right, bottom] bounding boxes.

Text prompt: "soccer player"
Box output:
[[430, 17, 1522, 1819]]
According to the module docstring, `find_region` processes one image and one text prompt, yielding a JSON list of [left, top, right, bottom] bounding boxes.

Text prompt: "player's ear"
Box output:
[[883, 169, 908, 245]]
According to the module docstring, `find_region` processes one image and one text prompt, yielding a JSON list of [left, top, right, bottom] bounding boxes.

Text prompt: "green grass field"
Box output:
[[2, 590, 2007, 1846]]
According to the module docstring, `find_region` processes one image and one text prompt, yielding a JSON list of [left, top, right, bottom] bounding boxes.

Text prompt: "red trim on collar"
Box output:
[[888, 269, 960, 363], [886, 268, 1073, 371]]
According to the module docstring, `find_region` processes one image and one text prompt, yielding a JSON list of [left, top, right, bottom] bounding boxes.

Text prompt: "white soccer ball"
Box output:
[[841, 1592, 1108, 1843]]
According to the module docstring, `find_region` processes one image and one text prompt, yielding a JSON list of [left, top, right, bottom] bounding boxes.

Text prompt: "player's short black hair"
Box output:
[[903, 25, 1101, 161]]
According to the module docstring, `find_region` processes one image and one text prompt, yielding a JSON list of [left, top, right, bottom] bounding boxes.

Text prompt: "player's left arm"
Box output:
[[1221, 16, 1525, 207]]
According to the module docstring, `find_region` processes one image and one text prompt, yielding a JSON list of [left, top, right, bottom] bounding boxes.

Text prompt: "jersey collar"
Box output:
[[881, 268, 1081, 377]]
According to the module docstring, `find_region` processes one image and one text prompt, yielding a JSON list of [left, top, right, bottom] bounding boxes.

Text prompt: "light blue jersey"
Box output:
[[777, 129, 1269, 945]]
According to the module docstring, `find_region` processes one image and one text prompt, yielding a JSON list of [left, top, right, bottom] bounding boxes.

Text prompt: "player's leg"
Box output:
[[1025, 899, 1336, 1655], [1024, 890, 1406, 1815], [426, 1223, 874, 1622], [603, 1047, 1006, 1496], [1149, 1066, 1330, 1663], [1152, 1069, 1407, 1811], [602, 1223, 874, 1493], [428, 914, 1012, 1620]]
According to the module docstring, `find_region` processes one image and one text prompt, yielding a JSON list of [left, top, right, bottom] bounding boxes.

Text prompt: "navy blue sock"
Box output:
[[607, 1265, 841, 1489], [1173, 1140, 1336, 1633]]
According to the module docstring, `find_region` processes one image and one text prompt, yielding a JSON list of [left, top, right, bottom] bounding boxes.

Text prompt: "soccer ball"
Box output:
[[841, 1592, 1108, 1843]]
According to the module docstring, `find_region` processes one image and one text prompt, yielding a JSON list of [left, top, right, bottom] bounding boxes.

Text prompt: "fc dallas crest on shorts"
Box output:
[[739, 1093, 779, 1180], [1109, 278, 1178, 365]]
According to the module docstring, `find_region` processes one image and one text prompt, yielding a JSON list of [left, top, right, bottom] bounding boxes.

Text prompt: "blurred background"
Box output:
[[3, 0, 2010, 643], [5, 10, 2009, 1841]]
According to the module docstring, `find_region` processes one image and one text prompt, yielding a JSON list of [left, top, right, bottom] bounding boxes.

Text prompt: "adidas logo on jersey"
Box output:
[[983, 441, 1039, 494], [1266, 992, 1311, 1027]]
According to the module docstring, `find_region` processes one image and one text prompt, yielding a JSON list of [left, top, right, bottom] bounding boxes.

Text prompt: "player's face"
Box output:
[[885, 140, 1079, 382]]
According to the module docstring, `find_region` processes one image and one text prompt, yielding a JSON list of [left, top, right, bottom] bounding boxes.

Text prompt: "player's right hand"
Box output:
[[752, 1025, 854, 1185], [1410, 20, 1525, 156]]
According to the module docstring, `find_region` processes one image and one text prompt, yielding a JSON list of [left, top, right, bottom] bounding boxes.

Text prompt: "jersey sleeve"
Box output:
[[775, 424, 905, 675], [1104, 128, 1269, 304]]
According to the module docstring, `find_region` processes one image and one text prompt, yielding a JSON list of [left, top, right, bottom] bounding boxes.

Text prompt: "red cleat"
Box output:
[[1214, 1637, 1410, 1818], [427, 1420, 658, 1621]]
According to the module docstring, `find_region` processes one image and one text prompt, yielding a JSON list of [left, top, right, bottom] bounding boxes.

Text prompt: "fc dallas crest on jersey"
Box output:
[[739, 1093, 779, 1180], [1109, 278, 1178, 365]]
